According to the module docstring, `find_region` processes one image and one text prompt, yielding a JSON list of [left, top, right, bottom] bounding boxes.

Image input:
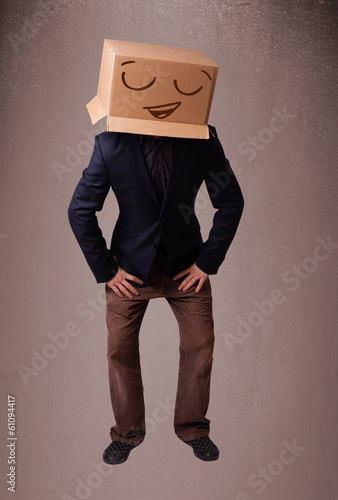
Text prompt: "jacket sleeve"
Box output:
[[195, 126, 244, 274], [67, 135, 118, 283]]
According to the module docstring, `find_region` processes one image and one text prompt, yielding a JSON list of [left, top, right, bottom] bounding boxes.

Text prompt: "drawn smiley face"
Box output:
[[121, 60, 212, 120]]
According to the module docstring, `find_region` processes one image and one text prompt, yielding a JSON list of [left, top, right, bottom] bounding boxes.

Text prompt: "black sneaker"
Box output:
[[103, 441, 139, 465], [184, 436, 219, 461]]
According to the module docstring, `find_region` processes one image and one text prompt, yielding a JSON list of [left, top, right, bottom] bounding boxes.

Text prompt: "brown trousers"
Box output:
[[105, 249, 215, 446]]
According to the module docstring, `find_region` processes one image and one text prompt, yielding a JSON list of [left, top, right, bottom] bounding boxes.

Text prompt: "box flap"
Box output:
[[86, 95, 106, 124]]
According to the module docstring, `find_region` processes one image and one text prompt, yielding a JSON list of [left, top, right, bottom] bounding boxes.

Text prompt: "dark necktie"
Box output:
[[140, 136, 171, 204]]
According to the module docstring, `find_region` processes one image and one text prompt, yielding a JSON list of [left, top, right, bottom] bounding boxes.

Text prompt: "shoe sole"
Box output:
[[102, 451, 131, 465], [193, 449, 219, 461]]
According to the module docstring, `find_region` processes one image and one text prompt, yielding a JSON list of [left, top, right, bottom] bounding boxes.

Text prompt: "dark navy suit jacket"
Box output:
[[68, 125, 244, 286]]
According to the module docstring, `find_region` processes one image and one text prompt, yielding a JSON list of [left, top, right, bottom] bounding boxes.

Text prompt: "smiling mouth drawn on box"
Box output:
[[143, 101, 182, 119]]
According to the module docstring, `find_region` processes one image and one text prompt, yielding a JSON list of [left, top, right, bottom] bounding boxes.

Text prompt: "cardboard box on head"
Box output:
[[86, 39, 218, 139]]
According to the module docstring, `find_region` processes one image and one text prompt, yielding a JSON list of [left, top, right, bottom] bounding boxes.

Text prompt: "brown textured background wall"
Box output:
[[1, 1, 337, 499]]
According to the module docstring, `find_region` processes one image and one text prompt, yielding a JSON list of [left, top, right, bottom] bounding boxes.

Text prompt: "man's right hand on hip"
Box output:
[[106, 256, 143, 298]]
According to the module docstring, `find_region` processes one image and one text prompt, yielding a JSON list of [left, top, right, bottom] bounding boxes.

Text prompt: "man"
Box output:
[[68, 125, 244, 464]]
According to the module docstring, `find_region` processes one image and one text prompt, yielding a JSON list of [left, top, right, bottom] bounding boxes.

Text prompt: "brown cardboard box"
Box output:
[[86, 39, 218, 139]]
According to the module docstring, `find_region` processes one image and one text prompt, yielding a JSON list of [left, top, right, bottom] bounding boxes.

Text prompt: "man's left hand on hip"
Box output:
[[173, 263, 209, 292]]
